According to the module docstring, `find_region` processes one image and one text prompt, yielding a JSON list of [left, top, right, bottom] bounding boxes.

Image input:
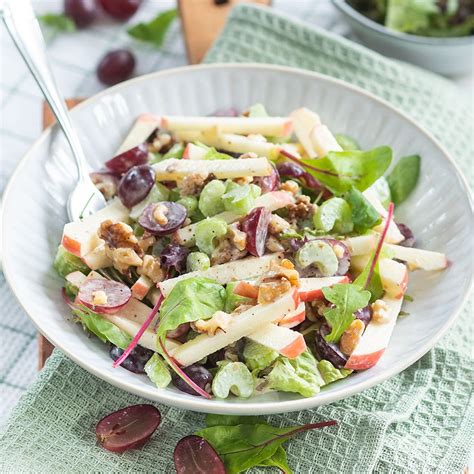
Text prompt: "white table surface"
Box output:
[[0, 0, 472, 428]]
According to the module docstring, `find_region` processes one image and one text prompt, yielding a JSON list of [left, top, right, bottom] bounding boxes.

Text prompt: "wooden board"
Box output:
[[179, 0, 271, 64], [39, 99, 83, 369]]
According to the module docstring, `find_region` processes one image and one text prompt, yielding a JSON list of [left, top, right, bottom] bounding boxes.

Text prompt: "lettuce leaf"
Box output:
[[266, 350, 325, 397], [212, 361, 254, 398], [243, 340, 279, 371], [54, 245, 89, 277], [144, 353, 171, 388], [157, 277, 226, 339], [318, 360, 352, 384], [73, 306, 131, 350]]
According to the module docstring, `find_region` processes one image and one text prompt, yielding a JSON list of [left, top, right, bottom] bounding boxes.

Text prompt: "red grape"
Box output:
[[105, 144, 149, 175], [138, 202, 187, 236], [166, 323, 190, 339], [97, 49, 135, 86], [240, 207, 271, 257], [397, 223, 416, 248], [355, 306, 372, 327], [96, 404, 161, 453], [64, 0, 97, 28], [109, 345, 153, 373], [314, 323, 347, 368], [172, 365, 213, 396], [253, 166, 280, 194], [78, 279, 131, 314], [99, 0, 141, 21], [174, 435, 225, 474], [117, 164, 154, 208]]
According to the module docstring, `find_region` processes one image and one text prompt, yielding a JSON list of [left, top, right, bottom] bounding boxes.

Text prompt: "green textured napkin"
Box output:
[[1, 5, 472, 473]]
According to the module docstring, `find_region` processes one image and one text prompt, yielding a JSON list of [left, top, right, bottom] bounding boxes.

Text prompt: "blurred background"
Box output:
[[0, 0, 472, 427]]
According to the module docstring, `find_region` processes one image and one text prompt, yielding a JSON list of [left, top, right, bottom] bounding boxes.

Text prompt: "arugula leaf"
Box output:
[[205, 414, 265, 427], [73, 306, 131, 349], [345, 186, 381, 232], [157, 277, 225, 339], [301, 146, 392, 194], [196, 421, 336, 474], [127, 9, 177, 47], [38, 13, 75, 32], [322, 283, 371, 342], [387, 154, 421, 206], [266, 350, 325, 397]]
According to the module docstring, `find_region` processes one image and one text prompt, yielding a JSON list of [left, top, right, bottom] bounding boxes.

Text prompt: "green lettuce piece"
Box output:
[[385, 0, 438, 33], [318, 360, 352, 384], [266, 350, 325, 397], [195, 217, 228, 255], [157, 277, 226, 340], [73, 306, 131, 349], [199, 180, 226, 216], [204, 148, 233, 160], [366, 177, 392, 209], [212, 361, 254, 398], [163, 143, 185, 159], [54, 245, 89, 278], [224, 282, 252, 313], [64, 281, 78, 299], [145, 353, 171, 388], [243, 340, 279, 371], [335, 133, 361, 151], [301, 146, 392, 194], [313, 197, 354, 234], [222, 183, 261, 215], [345, 187, 381, 233], [129, 183, 170, 219]]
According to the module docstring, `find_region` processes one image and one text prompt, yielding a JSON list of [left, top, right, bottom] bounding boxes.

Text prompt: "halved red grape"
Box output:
[[174, 435, 225, 474], [118, 164, 154, 208], [172, 365, 213, 396], [78, 279, 131, 314], [96, 404, 161, 453], [65, 0, 97, 28], [90, 171, 119, 199], [253, 166, 280, 194], [99, 0, 141, 20], [166, 323, 190, 339], [355, 305, 372, 327], [160, 243, 189, 275], [396, 223, 416, 248], [277, 162, 330, 197], [105, 144, 149, 175], [109, 344, 153, 373], [97, 49, 135, 86], [314, 323, 347, 368], [138, 202, 187, 236], [240, 207, 271, 257]]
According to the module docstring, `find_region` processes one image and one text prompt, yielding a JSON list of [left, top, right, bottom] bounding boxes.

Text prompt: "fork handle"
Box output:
[[2, 0, 88, 180]]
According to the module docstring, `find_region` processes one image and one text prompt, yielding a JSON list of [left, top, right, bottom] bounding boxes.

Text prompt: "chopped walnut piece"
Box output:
[[153, 203, 169, 225], [266, 235, 284, 253], [137, 255, 165, 284], [280, 180, 300, 195], [257, 277, 292, 304], [268, 214, 291, 235], [227, 223, 247, 251], [286, 194, 315, 221], [211, 238, 247, 265], [340, 319, 365, 356], [91, 290, 107, 306], [99, 220, 139, 250], [176, 172, 209, 197], [193, 311, 233, 335], [262, 259, 299, 287], [371, 299, 390, 324], [107, 247, 143, 274], [138, 235, 156, 252]]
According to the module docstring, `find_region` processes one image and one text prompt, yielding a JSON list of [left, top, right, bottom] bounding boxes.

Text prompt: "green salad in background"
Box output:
[[348, 0, 474, 37]]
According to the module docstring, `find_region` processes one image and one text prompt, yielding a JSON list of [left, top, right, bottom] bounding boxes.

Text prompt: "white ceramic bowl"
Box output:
[[2, 64, 472, 415], [332, 0, 474, 76]]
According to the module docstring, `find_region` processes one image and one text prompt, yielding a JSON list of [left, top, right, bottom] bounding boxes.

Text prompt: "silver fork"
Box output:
[[2, 0, 106, 221]]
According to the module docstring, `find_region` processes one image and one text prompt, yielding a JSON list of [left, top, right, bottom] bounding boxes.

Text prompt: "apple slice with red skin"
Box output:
[[345, 296, 404, 371], [249, 323, 306, 359], [182, 143, 207, 160], [298, 276, 350, 302], [278, 301, 306, 328], [131, 275, 153, 300]]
